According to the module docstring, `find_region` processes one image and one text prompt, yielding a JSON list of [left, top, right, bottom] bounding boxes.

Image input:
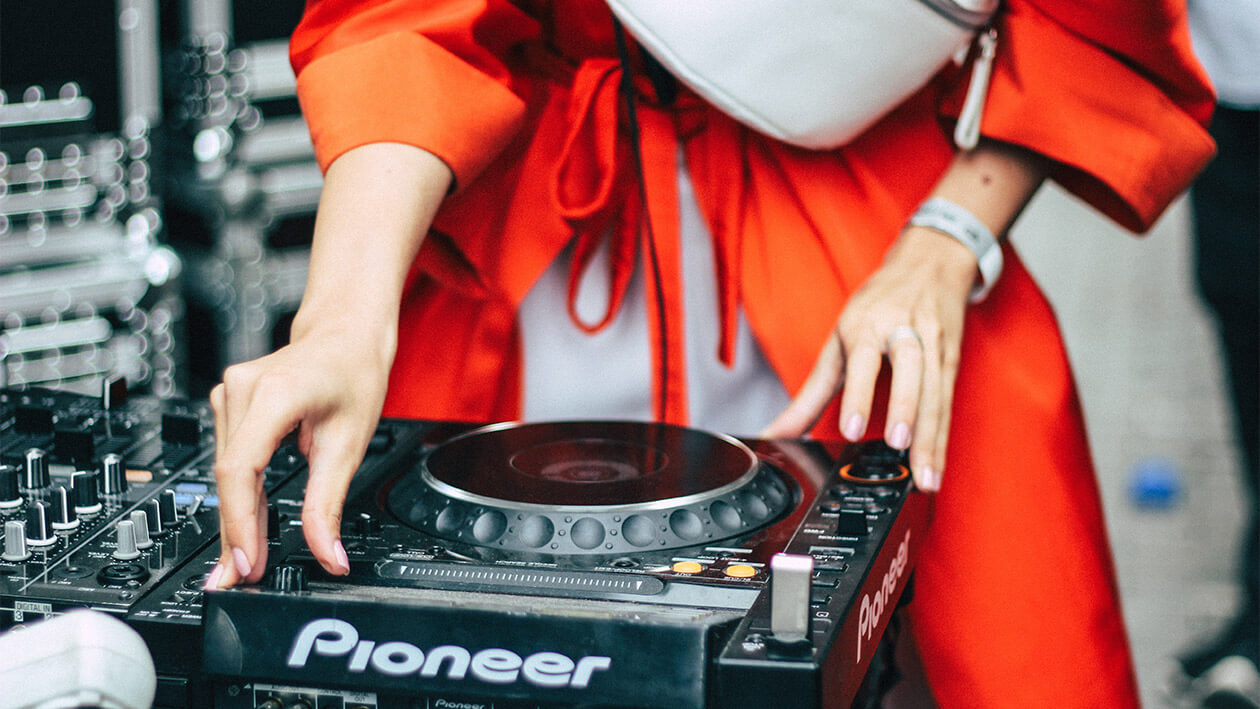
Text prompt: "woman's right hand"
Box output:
[[203, 142, 453, 590], [206, 318, 395, 590]]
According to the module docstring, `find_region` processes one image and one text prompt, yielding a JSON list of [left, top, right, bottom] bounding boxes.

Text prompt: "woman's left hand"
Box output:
[[762, 225, 981, 492]]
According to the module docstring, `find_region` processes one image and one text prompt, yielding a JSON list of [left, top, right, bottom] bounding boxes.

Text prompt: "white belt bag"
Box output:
[[606, 0, 1000, 150]]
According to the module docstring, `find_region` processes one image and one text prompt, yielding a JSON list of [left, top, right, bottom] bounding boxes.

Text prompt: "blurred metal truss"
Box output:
[[0, 0, 182, 397]]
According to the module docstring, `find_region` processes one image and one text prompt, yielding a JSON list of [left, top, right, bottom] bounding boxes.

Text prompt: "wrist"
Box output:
[[290, 302, 399, 368], [907, 197, 1003, 302]]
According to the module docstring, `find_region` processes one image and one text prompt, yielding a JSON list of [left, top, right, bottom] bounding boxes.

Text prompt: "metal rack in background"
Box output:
[[0, 0, 183, 397], [161, 0, 315, 395]]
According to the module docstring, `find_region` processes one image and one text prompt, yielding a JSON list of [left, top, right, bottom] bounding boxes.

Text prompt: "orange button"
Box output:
[[724, 564, 757, 578], [672, 561, 704, 574]]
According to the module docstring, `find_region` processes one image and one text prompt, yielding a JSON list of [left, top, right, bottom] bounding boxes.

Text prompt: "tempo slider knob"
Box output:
[[769, 552, 815, 642], [2, 520, 30, 562]]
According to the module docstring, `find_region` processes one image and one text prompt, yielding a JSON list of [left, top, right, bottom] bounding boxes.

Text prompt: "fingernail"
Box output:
[[842, 413, 865, 441], [334, 539, 350, 574], [203, 563, 224, 591], [231, 547, 252, 579], [920, 466, 940, 492], [889, 422, 911, 450]]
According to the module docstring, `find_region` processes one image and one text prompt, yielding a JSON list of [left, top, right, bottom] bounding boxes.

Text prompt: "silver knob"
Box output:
[[2, 520, 30, 562], [129, 510, 153, 550], [113, 520, 141, 560]]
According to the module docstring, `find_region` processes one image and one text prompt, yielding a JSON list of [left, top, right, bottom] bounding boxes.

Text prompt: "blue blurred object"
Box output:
[[1128, 456, 1185, 509]]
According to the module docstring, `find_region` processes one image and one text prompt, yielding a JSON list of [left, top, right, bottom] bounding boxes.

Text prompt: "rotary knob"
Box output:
[[0, 465, 22, 509], [128, 511, 154, 550], [3, 520, 30, 562], [25, 501, 56, 547], [113, 520, 142, 561], [22, 448, 50, 491], [49, 486, 78, 531], [101, 454, 126, 496], [71, 471, 102, 515], [144, 499, 168, 537], [158, 490, 180, 528], [355, 512, 381, 536]]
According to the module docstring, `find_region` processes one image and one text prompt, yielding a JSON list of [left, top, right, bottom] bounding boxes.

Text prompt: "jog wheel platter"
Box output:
[[388, 421, 795, 555]]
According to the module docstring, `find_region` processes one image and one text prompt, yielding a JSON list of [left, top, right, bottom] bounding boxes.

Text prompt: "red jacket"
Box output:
[[290, 1, 1214, 705]]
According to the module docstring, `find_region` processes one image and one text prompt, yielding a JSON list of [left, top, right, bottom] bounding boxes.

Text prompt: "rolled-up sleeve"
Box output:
[[941, 0, 1216, 232], [290, 0, 538, 188]]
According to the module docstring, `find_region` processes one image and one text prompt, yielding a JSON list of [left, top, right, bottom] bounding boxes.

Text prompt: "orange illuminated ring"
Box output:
[[837, 462, 910, 484]]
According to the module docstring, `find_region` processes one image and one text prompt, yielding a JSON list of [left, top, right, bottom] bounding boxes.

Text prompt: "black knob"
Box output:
[[145, 499, 167, 537], [25, 501, 56, 546], [101, 454, 126, 495], [159, 490, 180, 528], [71, 471, 102, 514], [0, 465, 21, 509], [355, 512, 381, 536], [22, 448, 50, 490], [49, 486, 78, 531], [268, 564, 308, 593]]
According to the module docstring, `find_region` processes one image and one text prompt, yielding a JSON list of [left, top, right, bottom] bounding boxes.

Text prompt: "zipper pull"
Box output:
[[954, 27, 997, 151]]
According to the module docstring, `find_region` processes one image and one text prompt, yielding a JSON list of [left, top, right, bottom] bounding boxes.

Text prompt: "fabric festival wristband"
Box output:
[[908, 197, 1004, 303]]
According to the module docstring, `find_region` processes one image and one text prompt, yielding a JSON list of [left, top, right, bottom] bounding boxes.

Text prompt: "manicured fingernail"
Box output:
[[842, 414, 865, 441], [203, 563, 224, 591], [889, 422, 911, 450], [920, 466, 940, 492], [334, 539, 350, 573], [231, 547, 252, 579]]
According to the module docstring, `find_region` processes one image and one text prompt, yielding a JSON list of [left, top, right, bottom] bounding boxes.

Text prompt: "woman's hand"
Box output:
[[205, 143, 452, 589], [763, 227, 978, 490], [764, 139, 1049, 492], [207, 320, 394, 589]]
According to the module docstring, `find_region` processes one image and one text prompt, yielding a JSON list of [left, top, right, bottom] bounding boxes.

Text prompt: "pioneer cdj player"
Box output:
[[0, 384, 927, 708]]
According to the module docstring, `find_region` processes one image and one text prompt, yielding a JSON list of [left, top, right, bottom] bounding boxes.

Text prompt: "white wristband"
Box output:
[[908, 197, 1004, 303]]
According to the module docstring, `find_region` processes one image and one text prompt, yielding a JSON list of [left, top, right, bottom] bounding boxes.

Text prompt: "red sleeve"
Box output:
[[289, 0, 539, 188], [941, 0, 1216, 232]]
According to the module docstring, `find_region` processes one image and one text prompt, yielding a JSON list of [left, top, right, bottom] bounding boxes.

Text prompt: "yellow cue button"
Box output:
[[724, 564, 757, 578], [672, 561, 704, 574]]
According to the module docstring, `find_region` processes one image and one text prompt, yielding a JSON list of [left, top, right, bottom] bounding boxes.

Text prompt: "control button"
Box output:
[[268, 564, 308, 593], [0, 465, 21, 509], [871, 486, 898, 500], [724, 564, 758, 579], [827, 484, 854, 498], [129, 511, 154, 549], [812, 571, 842, 588], [818, 501, 844, 515], [22, 448, 50, 491], [114, 520, 142, 560], [810, 588, 832, 606], [672, 560, 704, 574], [71, 471, 101, 514], [49, 486, 78, 530], [835, 508, 869, 537], [2, 520, 30, 562], [25, 501, 56, 546], [101, 454, 127, 496], [812, 617, 833, 634], [770, 553, 814, 643], [354, 512, 381, 536]]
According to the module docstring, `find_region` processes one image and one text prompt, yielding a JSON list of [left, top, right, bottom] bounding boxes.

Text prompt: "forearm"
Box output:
[[291, 142, 453, 355], [892, 139, 1049, 286]]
